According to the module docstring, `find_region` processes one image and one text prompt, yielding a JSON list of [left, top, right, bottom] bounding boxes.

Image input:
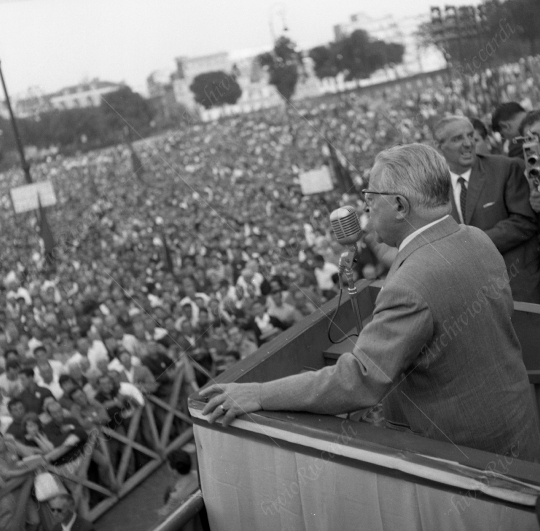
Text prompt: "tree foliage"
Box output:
[[309, 29, 405, 80], [0, 87, 155, 157], [189, 71, 242, 109], [309, 45, 340, 79], [100, 86, 154, 140], [258, 36, 303, 103]]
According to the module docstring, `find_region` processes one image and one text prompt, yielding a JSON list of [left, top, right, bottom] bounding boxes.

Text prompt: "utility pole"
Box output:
[[0, 60, 32, 185], [0, 59, 55, 257]]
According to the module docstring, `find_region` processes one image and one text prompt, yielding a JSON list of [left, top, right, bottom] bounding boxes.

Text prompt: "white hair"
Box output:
[[373, 143, 451, 210]]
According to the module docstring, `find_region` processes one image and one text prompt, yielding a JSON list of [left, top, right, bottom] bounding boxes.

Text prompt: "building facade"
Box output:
[[48, 79, 125, 111]]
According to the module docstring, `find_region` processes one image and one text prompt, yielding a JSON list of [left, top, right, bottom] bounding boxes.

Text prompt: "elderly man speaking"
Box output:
[[201, 144, 540, 462]]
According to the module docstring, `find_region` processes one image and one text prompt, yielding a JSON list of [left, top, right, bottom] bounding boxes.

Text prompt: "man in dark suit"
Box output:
[[491, 102, 527, 159], [49, 493, 95, 531], [435, 115, 540, 303], [201, 144, 540, 461]]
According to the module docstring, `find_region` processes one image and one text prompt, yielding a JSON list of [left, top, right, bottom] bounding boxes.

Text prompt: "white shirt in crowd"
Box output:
[[314, 262, 340, 291], [121, 333, 139, 355], [34, 371, 64, 400], [108, 355, 141, 374], [179, 293, 210, 322], [88, 340, 109, 369], [119, 381, 145, 407], [67, 339, 109, 372], [61, 511, 77, 531], [236, 272, 265, 297]]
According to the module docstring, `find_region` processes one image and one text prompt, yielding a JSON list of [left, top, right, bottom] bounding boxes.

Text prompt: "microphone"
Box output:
[[329, 206, 363, 289], [330, 206, 363, 245], [329, 206, 365, 340]]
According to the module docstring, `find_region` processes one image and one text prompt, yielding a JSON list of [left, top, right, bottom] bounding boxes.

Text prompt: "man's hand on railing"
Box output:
[[200, 382, 262, 427]]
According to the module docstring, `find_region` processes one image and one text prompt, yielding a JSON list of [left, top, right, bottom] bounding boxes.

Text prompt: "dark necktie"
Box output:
[[458, 176, 467, 222]]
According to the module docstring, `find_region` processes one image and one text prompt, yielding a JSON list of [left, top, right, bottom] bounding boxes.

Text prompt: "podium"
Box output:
[[189, 280, 540, 531]]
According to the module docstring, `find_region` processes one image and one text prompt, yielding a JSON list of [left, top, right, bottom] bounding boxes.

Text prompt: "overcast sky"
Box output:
[[0, 0, 482, 96]]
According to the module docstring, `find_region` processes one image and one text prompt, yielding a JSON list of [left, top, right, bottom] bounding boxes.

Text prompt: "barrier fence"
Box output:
[[6, 362, 198, 530]]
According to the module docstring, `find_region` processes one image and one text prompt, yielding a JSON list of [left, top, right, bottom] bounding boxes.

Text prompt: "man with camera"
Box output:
[[518, 110, 540, 214]]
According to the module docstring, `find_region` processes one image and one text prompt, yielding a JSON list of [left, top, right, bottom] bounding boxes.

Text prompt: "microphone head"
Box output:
[[330, 206, 362, 245]]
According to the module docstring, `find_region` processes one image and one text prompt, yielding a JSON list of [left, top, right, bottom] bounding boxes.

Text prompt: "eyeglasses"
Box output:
[[49, 507, 66, 514], [361, 189, 399, 205]]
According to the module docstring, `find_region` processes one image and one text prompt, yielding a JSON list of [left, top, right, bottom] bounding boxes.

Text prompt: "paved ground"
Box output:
[[95, 464, 175, 531]]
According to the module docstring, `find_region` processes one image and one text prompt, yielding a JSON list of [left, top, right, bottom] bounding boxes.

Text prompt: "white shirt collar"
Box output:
[[124, 366, 135, 383], [449, 167, 472, 188], [61, 512, 77, 531], [398, 216, 449, 252]]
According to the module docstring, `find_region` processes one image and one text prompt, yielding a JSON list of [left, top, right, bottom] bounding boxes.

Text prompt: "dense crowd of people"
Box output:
[[0, 55, 539, 529]]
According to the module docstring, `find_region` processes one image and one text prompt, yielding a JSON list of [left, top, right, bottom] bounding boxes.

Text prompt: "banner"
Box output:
[[10, 181, 57, 214], [299, 166, 334, 195]]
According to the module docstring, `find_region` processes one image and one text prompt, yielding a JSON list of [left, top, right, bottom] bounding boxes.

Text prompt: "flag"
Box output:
[[37, 197, 55, 264], [128, 142, 145, 180], [326, 140, 355, 194], [161, 231, 174, 273]]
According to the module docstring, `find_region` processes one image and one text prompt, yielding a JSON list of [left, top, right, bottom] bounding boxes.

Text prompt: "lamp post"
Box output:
[[269, 2, 288, 44], [0, 59, 55, 256]]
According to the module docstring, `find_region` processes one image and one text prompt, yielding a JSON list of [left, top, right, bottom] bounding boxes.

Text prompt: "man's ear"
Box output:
[[395, 195, 410, 219]]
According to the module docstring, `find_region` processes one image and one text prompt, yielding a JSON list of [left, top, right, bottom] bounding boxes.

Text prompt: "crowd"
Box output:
[[0, 55, 539, 529]]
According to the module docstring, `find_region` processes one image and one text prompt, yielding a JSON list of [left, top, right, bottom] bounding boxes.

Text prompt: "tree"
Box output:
[[0, 86, 159, 163], [309, 30, 405, 80], [309, 45, 340, 79], [258, 36, 303, 103], [17, 106, 109, 150], [0, 117, 15, 151], [189, 71, 242, 109], [100, 86, 154, 141]]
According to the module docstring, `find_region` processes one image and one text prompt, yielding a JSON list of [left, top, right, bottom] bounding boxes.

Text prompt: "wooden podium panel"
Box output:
[[189, 281, 540, 531]]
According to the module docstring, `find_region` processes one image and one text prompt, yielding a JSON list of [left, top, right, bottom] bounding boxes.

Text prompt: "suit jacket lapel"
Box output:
[[465, 156, 487, 225]]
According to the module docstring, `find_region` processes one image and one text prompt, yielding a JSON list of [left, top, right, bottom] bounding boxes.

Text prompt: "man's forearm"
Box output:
[[259, 352, 385, 415]]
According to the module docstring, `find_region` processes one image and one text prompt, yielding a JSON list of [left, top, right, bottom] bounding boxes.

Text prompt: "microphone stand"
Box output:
[[339, 244, 385, 427], [338, 245, 363, 336]]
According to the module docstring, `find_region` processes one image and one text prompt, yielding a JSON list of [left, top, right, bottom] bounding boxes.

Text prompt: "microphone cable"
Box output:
[[327, 286, 359, 345]]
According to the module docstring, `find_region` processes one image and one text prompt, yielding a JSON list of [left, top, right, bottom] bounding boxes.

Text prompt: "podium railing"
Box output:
[[188, 281, 540, 531]]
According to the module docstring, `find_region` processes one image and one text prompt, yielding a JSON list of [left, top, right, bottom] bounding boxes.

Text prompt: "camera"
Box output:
[[519, 133, 540, 191]]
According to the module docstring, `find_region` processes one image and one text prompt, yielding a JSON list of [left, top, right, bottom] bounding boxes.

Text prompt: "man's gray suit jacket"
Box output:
[[260, 216, 540, 461]]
